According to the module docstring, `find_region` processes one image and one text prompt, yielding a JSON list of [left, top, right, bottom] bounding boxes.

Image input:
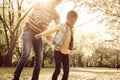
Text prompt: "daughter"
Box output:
[[35, 10, 78, 80]]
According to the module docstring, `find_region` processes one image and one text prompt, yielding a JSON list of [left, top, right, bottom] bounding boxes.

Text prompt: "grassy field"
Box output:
[[0, 67, 120, 80]]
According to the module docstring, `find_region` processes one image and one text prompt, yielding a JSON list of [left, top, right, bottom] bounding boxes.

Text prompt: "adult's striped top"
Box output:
[[25, 2, 59, 33]]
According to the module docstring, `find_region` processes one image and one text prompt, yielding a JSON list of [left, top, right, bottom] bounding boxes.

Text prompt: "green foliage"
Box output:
[[70, 52, 83, 67], [88, 46, 120, 68], [42, 39, 54, 68]]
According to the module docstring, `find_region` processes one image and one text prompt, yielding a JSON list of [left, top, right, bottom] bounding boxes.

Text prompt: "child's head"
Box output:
[[66, 10, 78, 28]]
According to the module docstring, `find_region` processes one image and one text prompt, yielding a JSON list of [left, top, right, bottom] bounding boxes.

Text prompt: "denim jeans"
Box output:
[[13, 27, 43, 80], [52, 50, 69, 80]]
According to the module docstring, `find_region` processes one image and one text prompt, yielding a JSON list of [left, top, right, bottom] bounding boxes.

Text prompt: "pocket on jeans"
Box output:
[[23, 27, 30, 32]]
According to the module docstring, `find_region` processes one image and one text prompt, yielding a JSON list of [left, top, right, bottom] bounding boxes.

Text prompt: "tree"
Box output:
[[0, 0, 33, 67]]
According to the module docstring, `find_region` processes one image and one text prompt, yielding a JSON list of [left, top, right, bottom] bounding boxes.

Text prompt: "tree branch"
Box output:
[[0, 14, 12, 33], [74, 15, 100, 28], [20, 0, 24, 6], [2, 0, 9, 49], [13, 6, 33, 33]]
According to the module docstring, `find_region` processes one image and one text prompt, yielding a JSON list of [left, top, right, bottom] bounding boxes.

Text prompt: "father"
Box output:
[[13, 0, 61, 80]]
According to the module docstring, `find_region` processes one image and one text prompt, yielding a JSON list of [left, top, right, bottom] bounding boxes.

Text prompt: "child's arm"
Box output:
[[35, 23, 61, 39]]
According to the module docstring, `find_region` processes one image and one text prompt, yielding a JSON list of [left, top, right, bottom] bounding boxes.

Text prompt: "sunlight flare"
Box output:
[[39, 0, 51, 4], [56, 1, 75, 23]]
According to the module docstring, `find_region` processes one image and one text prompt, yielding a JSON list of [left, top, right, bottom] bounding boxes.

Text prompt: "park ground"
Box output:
[[0, 67, 120, 80]]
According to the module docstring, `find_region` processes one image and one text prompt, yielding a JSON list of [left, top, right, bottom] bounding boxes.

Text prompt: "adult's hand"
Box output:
[[46, 35, 52, 41], [35, 34, 41, 40]]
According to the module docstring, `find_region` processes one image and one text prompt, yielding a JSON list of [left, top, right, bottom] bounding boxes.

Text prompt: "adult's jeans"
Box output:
[[13, 27, 43, 80], [52, 50, 69, 80]]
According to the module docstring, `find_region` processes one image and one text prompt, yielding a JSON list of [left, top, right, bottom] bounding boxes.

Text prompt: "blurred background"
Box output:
[[0, 0, 120, 69]]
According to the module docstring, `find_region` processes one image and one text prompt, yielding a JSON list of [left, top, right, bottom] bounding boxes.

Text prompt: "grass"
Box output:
[[0, 67, 120, 80]]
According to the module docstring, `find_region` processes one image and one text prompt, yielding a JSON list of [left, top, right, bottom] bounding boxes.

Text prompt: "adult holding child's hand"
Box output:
[[35, 33, 52, 41], [35, 33, 42, 40]]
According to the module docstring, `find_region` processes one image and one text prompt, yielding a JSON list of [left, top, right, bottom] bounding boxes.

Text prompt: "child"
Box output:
[[35, 10, 78, 80]]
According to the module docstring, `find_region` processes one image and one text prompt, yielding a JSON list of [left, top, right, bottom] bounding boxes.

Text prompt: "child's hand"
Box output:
[[35, 34, 41, 40], [68, 49, 72, 55]]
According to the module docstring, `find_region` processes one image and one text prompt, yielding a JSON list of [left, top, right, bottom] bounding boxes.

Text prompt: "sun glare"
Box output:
[[56, 1, 75, 23], [39, 0, 50, 4], [20, 0, 51, 10]]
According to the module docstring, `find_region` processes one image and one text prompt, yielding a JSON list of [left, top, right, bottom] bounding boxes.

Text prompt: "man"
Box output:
[[13, 0, 61, 80]]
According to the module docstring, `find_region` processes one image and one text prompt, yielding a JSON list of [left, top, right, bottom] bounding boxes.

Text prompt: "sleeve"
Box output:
[[52, 10, 60, 24], [40, 23, 62, 36]]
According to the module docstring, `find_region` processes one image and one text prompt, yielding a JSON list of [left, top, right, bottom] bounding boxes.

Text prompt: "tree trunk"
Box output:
[[5, 34, 18, 67], [5, 50, 13, 67], [99, 54, 103, 67], [0, 53, 2, 67]]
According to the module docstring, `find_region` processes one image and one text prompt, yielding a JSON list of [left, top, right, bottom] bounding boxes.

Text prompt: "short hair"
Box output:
[[66, 10, 78, 19]]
